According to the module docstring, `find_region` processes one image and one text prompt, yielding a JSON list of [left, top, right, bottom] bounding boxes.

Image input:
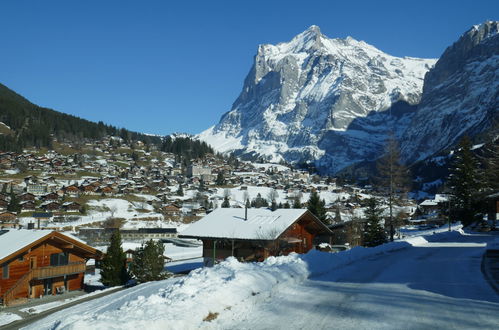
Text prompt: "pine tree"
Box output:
[[100, 230, 129, 287], [215, 171, 225, 186], [449, 136, 483, 226], [481, 138, 499, 192], [176, 184, 184, 197], [221, 196, 230, 208], [131, 240, 168, 282], [307, 191, 326, 221], [7, 187, 20, 213], [293, 197, 302, 209], [363, 198, 387, 247]]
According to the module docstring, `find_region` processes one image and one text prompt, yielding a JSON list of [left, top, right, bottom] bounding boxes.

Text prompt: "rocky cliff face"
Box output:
[[200, 22, 498, 173], [199, 26, 435, 172], [401, 21, 499, 163]]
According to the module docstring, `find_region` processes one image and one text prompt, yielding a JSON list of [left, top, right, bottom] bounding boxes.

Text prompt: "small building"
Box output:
[[180, 208, 332, 266], [0, 229, 101, 306], [63, 202, 81, 213], [187, 165, 212, 178], [19, 201, 36, 212], [0, 211, 17, 223], [41, 201, 61, 212], [26, 183, 49, 196]]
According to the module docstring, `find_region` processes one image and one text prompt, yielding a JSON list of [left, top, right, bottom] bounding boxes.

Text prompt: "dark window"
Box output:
[[2, 264, 8, 279], [50, 252, 69, 266]]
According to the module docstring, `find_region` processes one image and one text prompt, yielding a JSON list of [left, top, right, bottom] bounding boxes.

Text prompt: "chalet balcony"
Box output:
[[32, 262, 86, 280]]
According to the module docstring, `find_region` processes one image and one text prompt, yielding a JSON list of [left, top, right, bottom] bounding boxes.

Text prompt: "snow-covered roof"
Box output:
[[180, 208, 309, 240], [0, 229, 52, 261]]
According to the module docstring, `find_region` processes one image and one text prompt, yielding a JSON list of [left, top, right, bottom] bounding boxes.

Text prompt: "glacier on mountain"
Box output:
[[199, 25, 436, 172], [199, 23, 499, 173]]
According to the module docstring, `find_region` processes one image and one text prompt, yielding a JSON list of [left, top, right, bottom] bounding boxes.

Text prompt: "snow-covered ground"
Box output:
[[0, 312, 22, 327], [24, 230, 499, 329], [18, 287, 120, 315], [94, 242, 202, 262]]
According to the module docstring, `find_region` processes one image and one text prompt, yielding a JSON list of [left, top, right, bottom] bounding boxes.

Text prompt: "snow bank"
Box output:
[[303, 229, 465, 277], [27, 230, 467, 329], [29, 255, 307, 329], [0, 312, 22, 326]]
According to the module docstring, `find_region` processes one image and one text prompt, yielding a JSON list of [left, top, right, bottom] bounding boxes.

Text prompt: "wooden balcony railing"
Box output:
[[32, 262, 86, 279], [2, 262, 86, 306]]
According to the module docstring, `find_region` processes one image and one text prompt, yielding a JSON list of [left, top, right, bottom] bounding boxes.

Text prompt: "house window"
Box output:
[[50, 252, 69, 266], [2, 264, 8, 279]]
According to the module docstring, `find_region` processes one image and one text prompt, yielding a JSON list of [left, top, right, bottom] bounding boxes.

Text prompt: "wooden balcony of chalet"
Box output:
[[2, 262, 86, 306], [32, 262, 86, 279]]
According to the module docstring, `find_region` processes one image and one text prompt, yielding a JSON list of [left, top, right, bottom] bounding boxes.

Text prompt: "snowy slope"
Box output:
[[25, 230, 499, 330], [199, 25, 436, 172], [401, 21, 499, 162]]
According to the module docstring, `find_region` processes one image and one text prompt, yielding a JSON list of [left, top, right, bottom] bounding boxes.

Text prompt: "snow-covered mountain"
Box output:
[[401, 21, 499, 163], [199, 22, 498, 173], [199, 25, 436, 172]]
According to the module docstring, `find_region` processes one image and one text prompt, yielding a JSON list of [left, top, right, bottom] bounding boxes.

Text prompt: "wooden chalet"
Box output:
[[63, 202, 81, 213], [180, 208, 332, 266], [41, 201, 61, 212], [64, 185, 80, 197], [0, 211, 17, 223], [0, 229, 101, 306], [19, 193, 36, 202]]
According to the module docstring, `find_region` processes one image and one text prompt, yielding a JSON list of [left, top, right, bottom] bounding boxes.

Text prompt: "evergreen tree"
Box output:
[[333, 206, 342, 224], [131, 240, 168, 282], [251, 193, 268, 208], [221, 196, 231, 208], [449, 136, 483, 226], [100, 230, 129, 287], [307, 191, 326, 221], [176, 184, 184, 197], [215, 171, 225, 186], [199, 178, 206, 192], [283, 201, 291, 209], [7, 187, 20, 213], [293, 197, 302, 209], [363, 198, 387, 247], [481, 138, 499, 192]]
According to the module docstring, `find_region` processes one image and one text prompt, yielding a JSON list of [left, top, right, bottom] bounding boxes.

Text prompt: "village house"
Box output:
[[0, 229, 101, 306], [0, 211, 17, 224], [180, 208, 332, 266]]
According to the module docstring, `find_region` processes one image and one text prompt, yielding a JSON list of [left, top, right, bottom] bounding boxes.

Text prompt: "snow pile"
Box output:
[[0, 312, 21, 327], [29, 255, 308, 329], [27, 230, 469, 329]]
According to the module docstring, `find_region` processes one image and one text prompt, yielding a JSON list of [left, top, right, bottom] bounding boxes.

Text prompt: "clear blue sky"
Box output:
[[0, 0, 497, 135]]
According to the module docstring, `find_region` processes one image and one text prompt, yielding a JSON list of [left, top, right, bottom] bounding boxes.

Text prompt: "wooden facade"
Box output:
[[0, 231, 101, 306], [192, 211, 331, 265]]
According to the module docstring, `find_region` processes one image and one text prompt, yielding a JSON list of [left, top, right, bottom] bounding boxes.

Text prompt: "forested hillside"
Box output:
[[0, 83, 163, 151]]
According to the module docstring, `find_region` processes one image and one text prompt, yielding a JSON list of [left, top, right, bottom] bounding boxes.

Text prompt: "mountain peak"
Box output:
[[469, 20, 499, 42], [285, 25, 325, 52]]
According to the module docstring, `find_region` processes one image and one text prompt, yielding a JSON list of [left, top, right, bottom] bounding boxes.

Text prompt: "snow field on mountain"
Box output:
[[24, 230, 467, 330]]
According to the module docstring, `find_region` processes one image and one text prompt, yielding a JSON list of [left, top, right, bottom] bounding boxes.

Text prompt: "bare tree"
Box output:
[[376, 137, 410, 241], [267, 189, 279, 202]]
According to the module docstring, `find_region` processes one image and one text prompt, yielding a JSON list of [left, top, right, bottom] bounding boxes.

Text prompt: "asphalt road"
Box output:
[[224, 232, 499, 329]]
